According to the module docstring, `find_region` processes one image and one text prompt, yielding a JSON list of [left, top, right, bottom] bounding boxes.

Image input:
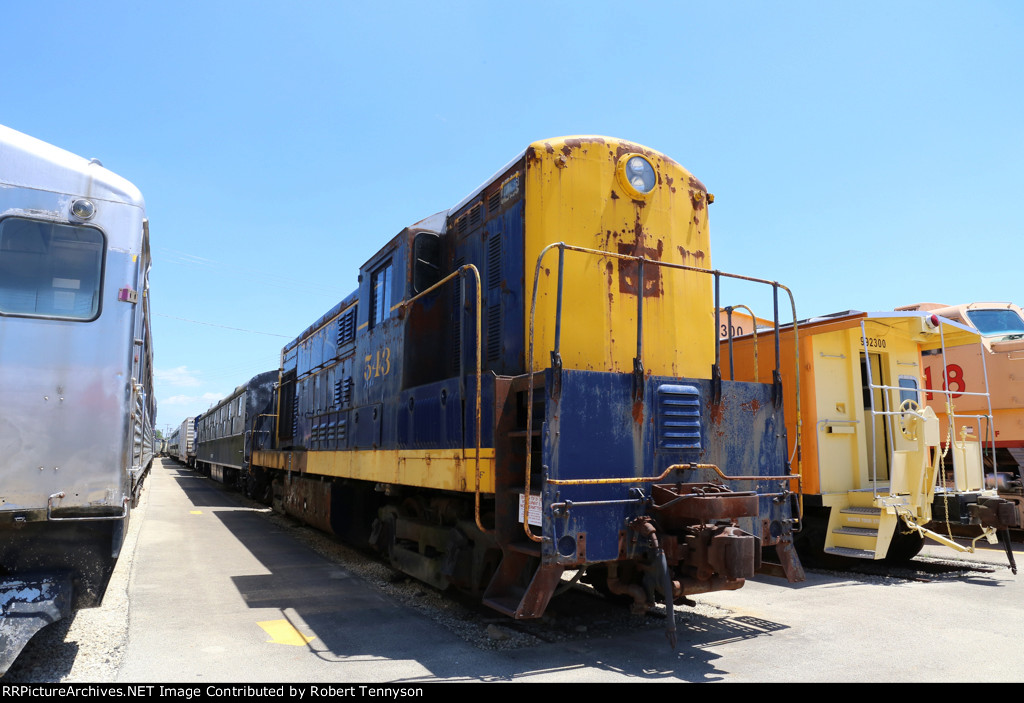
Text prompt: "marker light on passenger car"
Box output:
[[625, 156, 655, 194], [70, 198, 96, 220]]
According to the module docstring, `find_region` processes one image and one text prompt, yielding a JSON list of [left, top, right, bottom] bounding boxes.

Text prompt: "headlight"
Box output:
[[622, 156, 656, 194], [70, 198, 96, 220]]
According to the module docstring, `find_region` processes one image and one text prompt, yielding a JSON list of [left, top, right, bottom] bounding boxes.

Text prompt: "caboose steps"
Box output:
[[824, 546, 877, 559], [823, 495, 899, 560], [832, 526, 878, 537]]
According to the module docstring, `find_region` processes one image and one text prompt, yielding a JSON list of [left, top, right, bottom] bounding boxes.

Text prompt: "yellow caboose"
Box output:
[[722, 309, 1018, 566]]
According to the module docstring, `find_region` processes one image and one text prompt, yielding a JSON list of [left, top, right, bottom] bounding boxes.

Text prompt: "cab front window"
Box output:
[[964, 309, 1024, 337]]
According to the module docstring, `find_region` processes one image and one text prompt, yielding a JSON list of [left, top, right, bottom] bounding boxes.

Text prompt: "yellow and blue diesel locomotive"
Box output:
[[250, 136, 803, 644]]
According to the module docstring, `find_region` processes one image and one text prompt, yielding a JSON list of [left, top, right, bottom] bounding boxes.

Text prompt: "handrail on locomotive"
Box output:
[[396, 263, 486, 534], [722, 304, 762, 382]]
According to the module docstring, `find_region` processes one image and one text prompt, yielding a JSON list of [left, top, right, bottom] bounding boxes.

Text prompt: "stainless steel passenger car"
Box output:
[[0, 124, 156, 674], [168, 426, 181, 459], [173, 416, 195, 466]]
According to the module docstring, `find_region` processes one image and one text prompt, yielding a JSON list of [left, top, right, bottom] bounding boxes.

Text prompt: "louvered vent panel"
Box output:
[[487, 235, 501, 289], [656, 385, 702, 451], [335, 377, 354, 408], [451, 257, 465, 373], [486, 235, 502, 362], [337, 306, 357, 346], [488, 191, 500, 213], [487, 306, 501, 362], [469, 203, 481, 227]]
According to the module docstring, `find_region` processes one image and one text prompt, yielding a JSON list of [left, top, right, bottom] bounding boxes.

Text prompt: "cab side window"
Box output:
[[412, 232, 441, 294], [370, 260, 392, 328]]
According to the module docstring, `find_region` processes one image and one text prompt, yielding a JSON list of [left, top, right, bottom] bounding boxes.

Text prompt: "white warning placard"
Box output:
[[518, 492, 542, 526]]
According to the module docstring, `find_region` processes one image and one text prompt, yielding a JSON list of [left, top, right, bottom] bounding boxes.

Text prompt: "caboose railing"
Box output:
[[860, 319, 997, 496], [524, 241, 804, 543]]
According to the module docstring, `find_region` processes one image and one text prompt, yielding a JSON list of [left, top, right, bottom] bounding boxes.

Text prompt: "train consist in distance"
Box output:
[[0, 125, 156, 674], [193, 371, 276, 488], [168, 416, 196, 468], [187, 136, 807, 647]]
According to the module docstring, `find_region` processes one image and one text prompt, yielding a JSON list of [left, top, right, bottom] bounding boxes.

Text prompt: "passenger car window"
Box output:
[[0, 217, 104, 320]]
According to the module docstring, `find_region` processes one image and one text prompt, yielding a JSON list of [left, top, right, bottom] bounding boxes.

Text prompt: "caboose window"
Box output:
[[0, 217, 104, 320], [898, 376, 920, 405], [370, 260, 392, 327]]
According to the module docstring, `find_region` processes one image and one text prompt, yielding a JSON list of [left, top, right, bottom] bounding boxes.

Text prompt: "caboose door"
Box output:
[[860, 352, 891, 482]]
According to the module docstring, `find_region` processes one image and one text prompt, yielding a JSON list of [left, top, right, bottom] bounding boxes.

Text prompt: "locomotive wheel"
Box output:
[[244, 469, 272, 505]]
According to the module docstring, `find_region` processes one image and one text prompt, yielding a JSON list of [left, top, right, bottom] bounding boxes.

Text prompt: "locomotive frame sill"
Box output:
[[252, 448, 497, 493]]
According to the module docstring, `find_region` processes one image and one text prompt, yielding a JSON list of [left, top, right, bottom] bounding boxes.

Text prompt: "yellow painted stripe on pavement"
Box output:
[[258, 619, 315, 646]]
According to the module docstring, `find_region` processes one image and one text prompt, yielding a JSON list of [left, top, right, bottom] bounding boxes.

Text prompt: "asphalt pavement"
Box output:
[[84, 459, 1024, 682]]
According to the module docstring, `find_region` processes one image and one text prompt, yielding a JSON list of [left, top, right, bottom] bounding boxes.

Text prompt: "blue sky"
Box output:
[[5, 1, 1022, 435]]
